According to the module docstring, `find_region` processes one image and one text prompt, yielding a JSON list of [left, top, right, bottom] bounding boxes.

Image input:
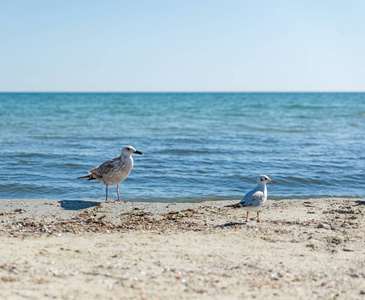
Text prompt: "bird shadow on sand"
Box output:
[[214, 222, 247, 228], [354, 200, 365, 207], [58, 200, 101, 211]]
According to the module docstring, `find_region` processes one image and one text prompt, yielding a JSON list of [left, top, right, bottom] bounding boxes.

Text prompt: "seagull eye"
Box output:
[[261, 179, 263, 181], [127, 148, 130, 151]]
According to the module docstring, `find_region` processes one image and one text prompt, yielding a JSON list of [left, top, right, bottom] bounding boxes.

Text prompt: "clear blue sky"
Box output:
[[1, 1, 364, 92]]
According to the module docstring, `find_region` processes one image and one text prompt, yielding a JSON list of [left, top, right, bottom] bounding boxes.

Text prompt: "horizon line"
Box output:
[[1, 91, 365, 94]]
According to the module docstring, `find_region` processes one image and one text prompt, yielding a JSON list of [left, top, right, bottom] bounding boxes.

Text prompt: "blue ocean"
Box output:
[[0, 93, 364, 202]]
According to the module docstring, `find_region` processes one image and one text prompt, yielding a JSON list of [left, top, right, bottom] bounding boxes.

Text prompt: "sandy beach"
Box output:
[[0, 198, 364, 299]]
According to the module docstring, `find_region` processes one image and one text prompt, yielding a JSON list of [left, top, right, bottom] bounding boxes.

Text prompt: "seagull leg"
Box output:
[[245, 211, 249, 222], [257, 211, 260, 223], [116, 184, 125, 203], [105, 185, 115, 203]]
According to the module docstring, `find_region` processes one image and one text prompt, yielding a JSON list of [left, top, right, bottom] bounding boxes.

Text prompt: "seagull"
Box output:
[[225, 175, 275, 222], [77, 146, 142, 203]]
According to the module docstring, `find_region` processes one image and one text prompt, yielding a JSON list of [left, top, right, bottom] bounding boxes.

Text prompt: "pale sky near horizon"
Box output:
[[1, 1, 365, 92]]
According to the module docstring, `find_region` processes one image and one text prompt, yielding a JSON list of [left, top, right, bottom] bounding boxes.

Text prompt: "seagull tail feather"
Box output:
[[224, 203, 242, 208], [76, 174, 96, 181]]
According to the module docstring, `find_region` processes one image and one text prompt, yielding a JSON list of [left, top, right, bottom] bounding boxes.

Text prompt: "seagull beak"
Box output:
[[269, 180, 275, 183], [134, 150, 143, 155]]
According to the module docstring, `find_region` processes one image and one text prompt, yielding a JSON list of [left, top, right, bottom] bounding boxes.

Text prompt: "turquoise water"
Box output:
[[0, 93, 364, 202]]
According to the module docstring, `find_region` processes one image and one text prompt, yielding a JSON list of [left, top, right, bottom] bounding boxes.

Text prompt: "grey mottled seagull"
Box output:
[[77, 146, 142, 203], [225, 175, 275, 222]]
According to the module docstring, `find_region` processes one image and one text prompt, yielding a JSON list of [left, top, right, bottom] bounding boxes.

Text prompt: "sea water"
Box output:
[[0, 93, 364, 202]]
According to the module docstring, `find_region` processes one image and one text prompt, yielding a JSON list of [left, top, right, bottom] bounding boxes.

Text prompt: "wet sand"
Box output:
[[0, 198, 364, 299]]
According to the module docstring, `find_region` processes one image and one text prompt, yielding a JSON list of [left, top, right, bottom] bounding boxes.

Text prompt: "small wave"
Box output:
[[33, 135, 69, 140], [12, 153, 48, 158], [286, 104, 327, 110], [165, 149, 210, 154], [0, 183, 58, 194]]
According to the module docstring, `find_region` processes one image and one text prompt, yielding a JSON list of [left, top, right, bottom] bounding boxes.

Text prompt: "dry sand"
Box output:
[[0, 198, 364, 299]]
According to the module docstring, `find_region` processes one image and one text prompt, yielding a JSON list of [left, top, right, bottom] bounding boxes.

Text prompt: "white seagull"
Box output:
[[225, 175, 275, 222], [77, 146, 142, 203]]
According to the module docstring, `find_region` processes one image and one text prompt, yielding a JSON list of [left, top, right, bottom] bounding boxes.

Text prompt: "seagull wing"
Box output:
[[240, 189, 265, 208], [89, 157, 119, 177]]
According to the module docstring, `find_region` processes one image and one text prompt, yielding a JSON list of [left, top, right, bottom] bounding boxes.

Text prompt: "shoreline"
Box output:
[[0, 197, 362, 221], [0, 198, 364, 299]]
